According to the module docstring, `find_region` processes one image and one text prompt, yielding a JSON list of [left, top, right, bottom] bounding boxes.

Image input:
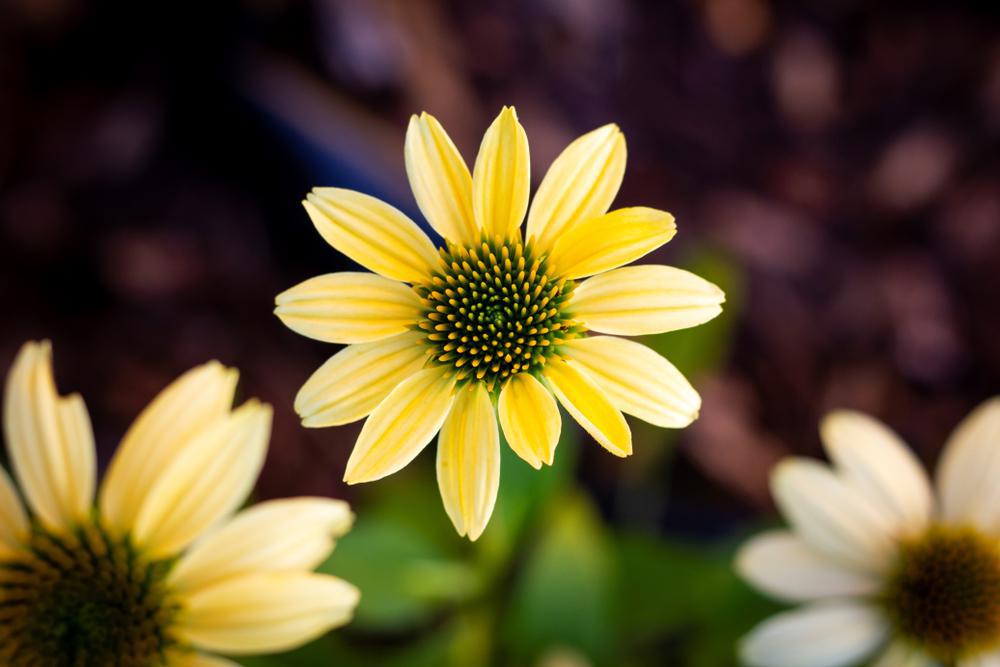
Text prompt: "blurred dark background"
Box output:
[[2, 1, 999, 665]]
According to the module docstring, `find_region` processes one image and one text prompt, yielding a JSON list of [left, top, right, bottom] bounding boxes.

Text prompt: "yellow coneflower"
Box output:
[[276, 106, 725, 540], [0, 341, 359, 666], [737, 401, 1000, 667]]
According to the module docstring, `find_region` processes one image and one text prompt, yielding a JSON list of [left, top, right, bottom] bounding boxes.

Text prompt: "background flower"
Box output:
[[1, 1, 998, 664], [0, 341, 358, 665]]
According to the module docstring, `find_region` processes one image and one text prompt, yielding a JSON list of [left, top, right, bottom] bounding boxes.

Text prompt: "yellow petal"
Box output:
[[562, 336, 700, 428], [498, 373, 561, 469], [169, 498, 353, 592], [405, 112, 477, 245], [275, 272, 421, 344], [173, 572, 359, 655], [344, 366, 456, 484], [0, 466, 28, 554], [163, 650, 242, 667], [472, 106, 530, 239], [100, 362, 238, 538], [132, 401, 272, 560], [3, 341, 95, 532], [436, 383, 500, 540], [304, 188, 439, 283], [543, 357, 631, 457], [550, 207, 676, 279], [526, 124, 625, 252], [569, 265, 724, 335], [295, 331, 428, 427]]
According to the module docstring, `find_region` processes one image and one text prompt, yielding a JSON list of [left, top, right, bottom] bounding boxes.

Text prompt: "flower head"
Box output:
[[276, 106, 725, 540], [736, 400, 1000, 667], [0, 341, 359, 666]]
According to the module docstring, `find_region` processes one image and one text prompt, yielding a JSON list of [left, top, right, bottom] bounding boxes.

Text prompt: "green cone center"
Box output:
[[0, 522, 176, 667], [883, 525, 1000, 661], [414, 236, 580, 391]]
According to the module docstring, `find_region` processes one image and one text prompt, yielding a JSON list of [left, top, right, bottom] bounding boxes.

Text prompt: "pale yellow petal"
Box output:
[[169, 498, 353, 592], [163, 649, 242, 667], [0, 466, 28, 554], [562, 336, 700, 428], [275, 272, 421, 344], [295, 331, 428, 427], [497, 373, 561, 469], [344, 366, 456, 484], [936, 397, 1000, 531], [550, 207, 676, 279], [100, 362, 238, 538], [3, 341, 95, 532], [772, 458, 900, 573], [132, 401, 272, 560], [174, 572, 359, 655], [404, 112, 477, 245], [436, 383, 500, 540], [821, 411, 931, 537], [526, 123, 626, 252], [472, 106, 530, 239], [569, 265, 724, 336], [304, 188, 438, 283], [543, 356, 631, 457]]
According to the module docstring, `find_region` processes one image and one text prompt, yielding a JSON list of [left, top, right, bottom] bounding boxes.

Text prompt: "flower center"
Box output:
[[883, 525, 1000, 662], [0, 522, 177, 666], [414, 237, 581, 391]]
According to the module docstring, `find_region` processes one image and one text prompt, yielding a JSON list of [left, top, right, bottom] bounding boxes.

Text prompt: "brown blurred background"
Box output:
[[1, 1, 999, 662]]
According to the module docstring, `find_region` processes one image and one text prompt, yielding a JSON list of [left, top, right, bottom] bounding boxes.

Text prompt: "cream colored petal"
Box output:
[[569, 265, 725, 336], [961, 650, 1000, 667], [936, 397, 1000, 531], [527, 124, 626, 253], [344, 366, 456, 484], [736, 530, 881, 603], [870, 641, 936, 667], [772, 459, 899, 573], [740, 602, 889, 667], [3, 341, 95, 532], [100, 362, 238, 538], [498, 373, 561, 469], [472, 106, 530, 239], [821, 411, 931, 538], [163, 650, 242, 667], [405, 112, 477, 245], [174, 572, 359, 655], [304, 188, 439, 283], [561, 336, 700, 428], [549, 207, 676, 280], [295, 332, 428, 428], [0, 466, 28, 554], [169, 497, 353, 592], [543, 356, 631, 457], [436, 383, 500, 541], [274, 272, 421, 344], [132, 401, 272, 560]]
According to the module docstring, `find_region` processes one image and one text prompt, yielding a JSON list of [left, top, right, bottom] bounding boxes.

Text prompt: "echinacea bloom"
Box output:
[[0, 341, 359, 666], [276, 106, 725, 540], [737, 400, 1000, 667]]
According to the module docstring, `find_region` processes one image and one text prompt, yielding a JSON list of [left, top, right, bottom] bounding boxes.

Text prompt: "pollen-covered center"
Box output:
[[883, 525, 1000, 661], [0, 522, 177, 667], [414, 237, 581, 391]]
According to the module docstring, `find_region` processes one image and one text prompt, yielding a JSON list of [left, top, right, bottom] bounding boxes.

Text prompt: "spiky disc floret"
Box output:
[[0, 521, 177, 666], [414, 236, 582, 392], [882, 525, 1000, 662]]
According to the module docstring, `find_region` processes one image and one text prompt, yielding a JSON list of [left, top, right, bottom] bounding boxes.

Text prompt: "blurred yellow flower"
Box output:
[[0, 341, 358, 666], [737, 400, 1000, 667], [276, 106, 724, 540]]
